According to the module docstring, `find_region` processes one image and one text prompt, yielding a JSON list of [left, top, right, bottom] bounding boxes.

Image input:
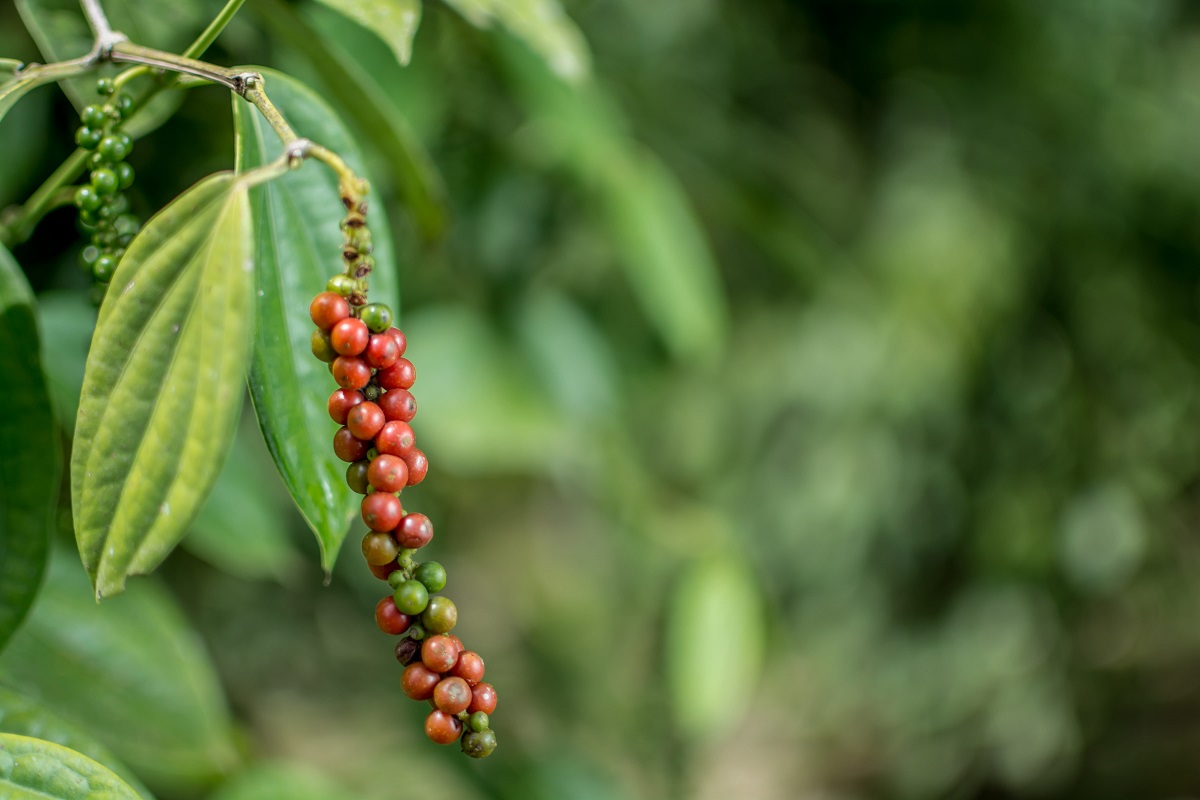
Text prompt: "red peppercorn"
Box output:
[[310, 292, 350, 331], [330, 317, 370, 356], [404, 449, 429, 485], [361, 492, 403, 531], [379, 388, 417, 422], [346, 401, 385, 440], [333, 427, 370, 462], [332, 356, 371, 390], [402, 662, 442, 701], [425, 710, 463, 745], [364, 334, 400, 369], [434, 676, 473, 714], [468, 683, 497, 715], [446, 635, 464, 656], [374, 597, 411, 635], [367, 454, 408, 493], [375, 420, 415, 457], [396, 512, 433, 549], [377, 357, 416, 390], [421, 634, 459, 673], [450, 651, 485, 686], [328, 389, 365, 424], [386, 327, 407, 356], [368, 559, 400, 580]]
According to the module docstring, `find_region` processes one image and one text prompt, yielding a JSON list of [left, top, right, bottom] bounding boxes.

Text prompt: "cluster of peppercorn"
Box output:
[[308, 196, 498, 759], [73, 78, 140, 302]]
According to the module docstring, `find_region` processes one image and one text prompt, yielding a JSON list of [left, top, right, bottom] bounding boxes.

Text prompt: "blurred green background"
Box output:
[[5, 0, 1200, 798]]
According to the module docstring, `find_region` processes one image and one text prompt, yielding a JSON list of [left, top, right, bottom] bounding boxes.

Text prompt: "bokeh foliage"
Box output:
[[2, 0, 1200, 798]]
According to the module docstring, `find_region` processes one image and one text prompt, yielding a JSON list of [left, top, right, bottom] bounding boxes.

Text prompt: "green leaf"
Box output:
[[0, 245, 59, 654], [665, 554, 765, 739], [0, 734, 145, 800], [71, 172, 256, 599], [13, 0, 219, 131], [0, 74, 48, 125], [0, 552, 238, 792], [0, 686, 152, 798], [185, 402, 300, 581], [232, 69, 399, 573], [442, 0, 590, 79], [312, 0, 422, 66]]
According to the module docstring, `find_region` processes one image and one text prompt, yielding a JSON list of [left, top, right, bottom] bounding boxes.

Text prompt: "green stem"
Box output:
[[109, 42, 247, 92], [183, 0, 246, 59], [0, 150, 90, 248]]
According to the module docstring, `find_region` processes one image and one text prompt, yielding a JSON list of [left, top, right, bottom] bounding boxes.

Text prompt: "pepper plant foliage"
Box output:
[[0, 0, 587, 794]]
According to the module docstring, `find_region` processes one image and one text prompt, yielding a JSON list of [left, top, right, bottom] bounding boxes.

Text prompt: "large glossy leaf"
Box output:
[[232, 69, 399, 572], [14, 0, 219, 115], [0, 552, 238, 792], [0, 734, 145, 800], [0, 686, 152, 798], [312, 0, 422, 66], [71, 173, 256, 599], [442, 0, 590, 79], [665, 554, 765, 739], [0, 73, 49, 124], [0, 246, 59, 654]]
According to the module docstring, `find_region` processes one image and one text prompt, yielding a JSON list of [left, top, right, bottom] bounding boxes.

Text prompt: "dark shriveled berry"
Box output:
[[425, 710, 463, 745], [375, 597, 411, 635], [362, 531, 400, 565], [402, 662, 441, 700], [395, 638, 422, 666], [422, 596, 458, 635], [346, 460, 371, 494], [396, 512, 433, 549]]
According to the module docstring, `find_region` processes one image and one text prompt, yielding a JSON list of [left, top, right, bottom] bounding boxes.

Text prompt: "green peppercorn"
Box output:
[[326, 274, 356, 296], [114, 162, 135, 190], [414, 561, 447, 593], [113, 93, 133, 118], [75, 126, 102, 150], [114, 214, 139, 236], [79, 245, 100, 271], [91, 168, 119, 195], [74, 186, 102, 213], [97, 135, 129, 162], [93, 254, 117, 282], [359, 303, 393, 333], [394, 579, 430, 615], [421, 596, 458, 634], [81, 105, 107, 128], [468, 711, 489, 733], [460, 729, 497, 758], [311, 330, 338, 363], [96, 77, 115, 96]]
